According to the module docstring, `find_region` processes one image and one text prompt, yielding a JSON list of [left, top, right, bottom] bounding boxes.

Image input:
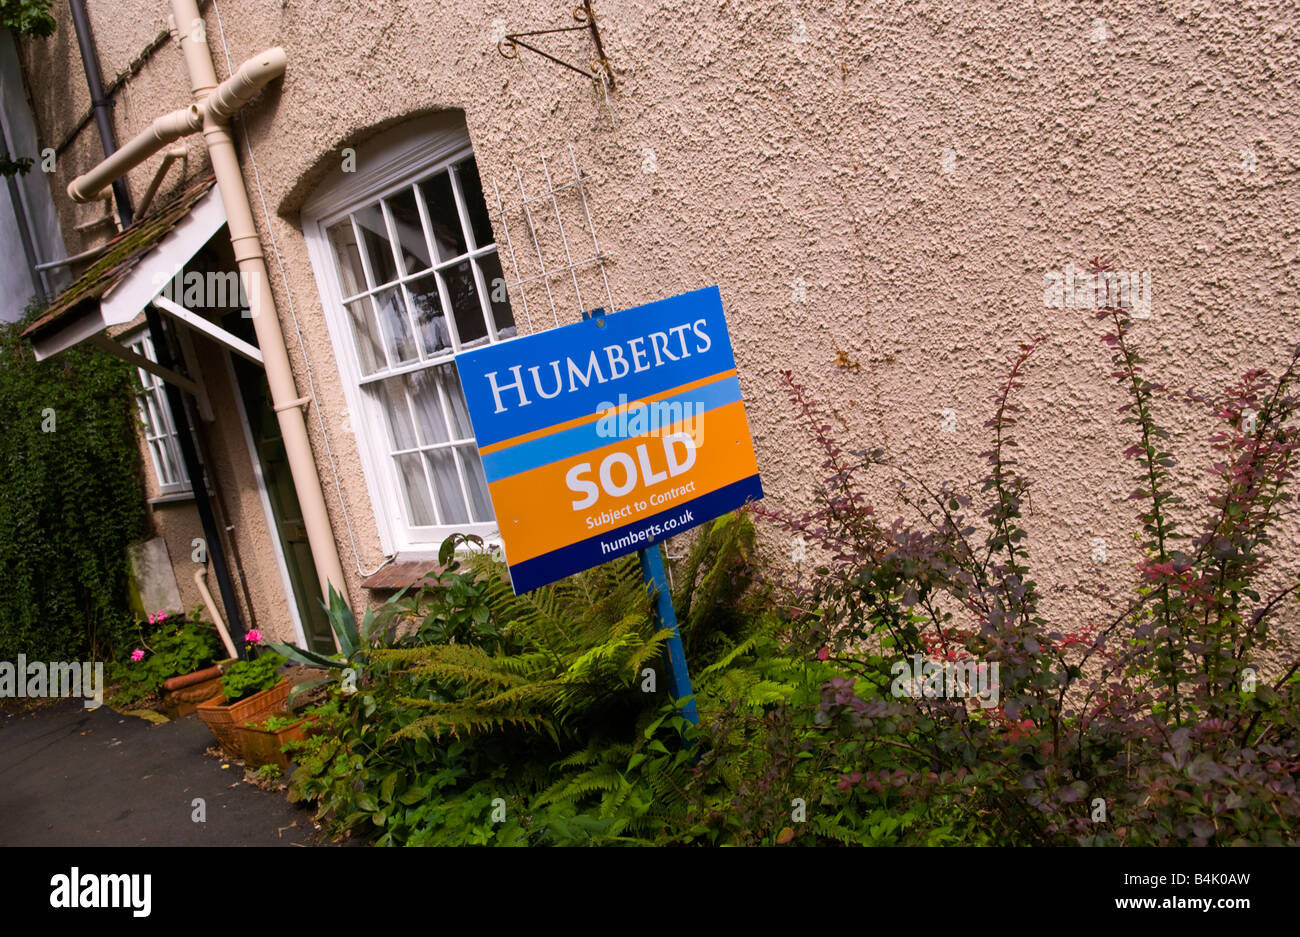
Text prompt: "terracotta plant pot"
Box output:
[[238, 717, 311, 770], [196, 679, 291, 759], [160, 662, 231, 719]]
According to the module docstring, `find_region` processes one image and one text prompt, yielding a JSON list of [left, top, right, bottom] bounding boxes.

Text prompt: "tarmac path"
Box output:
[[0, 698, 325, 846]]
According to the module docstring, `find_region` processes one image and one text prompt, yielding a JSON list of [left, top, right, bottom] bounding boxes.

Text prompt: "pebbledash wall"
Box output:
[[19, 2, 1300, 646]]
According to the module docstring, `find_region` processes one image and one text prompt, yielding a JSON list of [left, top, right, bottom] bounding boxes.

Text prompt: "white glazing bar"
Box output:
[[356, 353, 455, 386], [431, 263, 462, 354], [400, 378, 444, 527], [349, 214, 396, 373], [411, 180, 443, 359], [434, 369, 476, 522], [447, 164, 498, 345], [387, 437, 471, 457], [381, 198, 424, 360]]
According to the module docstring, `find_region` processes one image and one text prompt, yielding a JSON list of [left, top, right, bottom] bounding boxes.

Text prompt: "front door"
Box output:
[[223, 311, 335, 655]]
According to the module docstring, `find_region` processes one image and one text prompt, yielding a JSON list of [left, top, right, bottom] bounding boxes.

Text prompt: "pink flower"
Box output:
[[816, 646, 830, 661], [130, 649, 145, 662], [244, 629, 263, 645]]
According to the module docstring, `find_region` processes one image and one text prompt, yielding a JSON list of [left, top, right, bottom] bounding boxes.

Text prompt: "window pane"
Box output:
[[126, 335, 191, 492], [476, 253, 515, 338], [373, 287, 417, 364], [353, 204, 398, 286], [426, 449, 468, 525], [454, 158, 495, 250], [407, 369, 450, 446], [161, 437, 184, 486], [458, 445, 493, 521], [441, 260, 488, 348], [141, 390, 167, 439], [440, 364, 474, 438], [378, 379, 418, 450], [387, 187, 431, 275], [147, 440, 166, 483], [420, 171, 468, 261], [407, 274, 452, 357], [396, 453, 436, 526], [345, 299, 385, 374], [327, 222, 367, 297]]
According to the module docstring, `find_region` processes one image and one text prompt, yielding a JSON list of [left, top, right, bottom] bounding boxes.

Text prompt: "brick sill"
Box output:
[[361, 556, 444, 591]]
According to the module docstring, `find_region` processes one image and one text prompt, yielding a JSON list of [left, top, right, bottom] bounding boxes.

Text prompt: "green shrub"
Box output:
[[246, 714, 298, 731], [221, 651, 285, 703], [758, 277, 1300, 846], [281, 271, 1300, 846], [0, 0, 55, 40], [279, 514, 825, 846]]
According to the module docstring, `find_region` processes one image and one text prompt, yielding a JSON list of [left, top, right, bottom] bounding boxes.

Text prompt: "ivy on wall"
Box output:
[[0, 0, 56, 39], [0, 304, 148, 661]]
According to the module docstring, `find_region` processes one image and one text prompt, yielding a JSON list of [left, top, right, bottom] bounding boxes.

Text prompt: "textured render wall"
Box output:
[[20, 2, 1300, 637]]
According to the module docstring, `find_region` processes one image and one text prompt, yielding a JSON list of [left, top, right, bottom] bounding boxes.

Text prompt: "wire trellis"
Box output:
[[490, 143, 615, 334]]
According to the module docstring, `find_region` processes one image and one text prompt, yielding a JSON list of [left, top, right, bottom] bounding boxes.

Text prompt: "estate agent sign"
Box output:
[[455, 285, 764, 594]]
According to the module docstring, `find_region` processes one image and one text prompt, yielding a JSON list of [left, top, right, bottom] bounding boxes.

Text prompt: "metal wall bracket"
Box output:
[[498, 0, 615, 90]]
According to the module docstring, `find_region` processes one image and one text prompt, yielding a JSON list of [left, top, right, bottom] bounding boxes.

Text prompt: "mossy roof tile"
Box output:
[[23, 175, 218, 340]]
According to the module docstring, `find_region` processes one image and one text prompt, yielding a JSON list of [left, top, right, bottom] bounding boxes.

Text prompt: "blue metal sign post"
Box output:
[[577, 309, 699, 728], [639, 541, 699, 727], [577, 308, 698, 728]]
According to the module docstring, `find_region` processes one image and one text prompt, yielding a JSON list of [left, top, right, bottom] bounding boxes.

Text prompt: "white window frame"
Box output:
[[123, 328, 192, 496], [302, 122, 513, 555]]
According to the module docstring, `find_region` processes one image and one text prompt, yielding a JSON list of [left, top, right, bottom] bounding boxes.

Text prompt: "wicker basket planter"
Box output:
[[237, 717, 312, 770], [196, 679, 291, 759]]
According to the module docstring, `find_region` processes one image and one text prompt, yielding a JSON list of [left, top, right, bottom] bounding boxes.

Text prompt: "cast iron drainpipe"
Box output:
[[67, 0, 249, 652], [67, 0, 133, 226]]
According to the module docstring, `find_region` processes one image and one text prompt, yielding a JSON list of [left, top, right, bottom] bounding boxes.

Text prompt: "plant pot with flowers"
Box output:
[[196, 630, 288, 759], [107, 608, 231, 715]]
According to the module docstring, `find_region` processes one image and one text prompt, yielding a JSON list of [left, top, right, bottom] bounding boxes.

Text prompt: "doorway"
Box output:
[[222, 309, 335, 655]]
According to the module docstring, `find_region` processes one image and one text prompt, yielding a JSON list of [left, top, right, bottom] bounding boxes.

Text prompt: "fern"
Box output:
[[380, 552, 663, 744], [289, 512, 813, 846]]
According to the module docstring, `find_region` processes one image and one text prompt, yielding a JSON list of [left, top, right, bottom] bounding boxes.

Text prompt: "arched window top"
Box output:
[[301, 112, 513, 553]]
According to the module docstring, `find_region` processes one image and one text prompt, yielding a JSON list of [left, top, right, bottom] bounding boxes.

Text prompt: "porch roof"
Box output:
[[22, 175, 223, 360]]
